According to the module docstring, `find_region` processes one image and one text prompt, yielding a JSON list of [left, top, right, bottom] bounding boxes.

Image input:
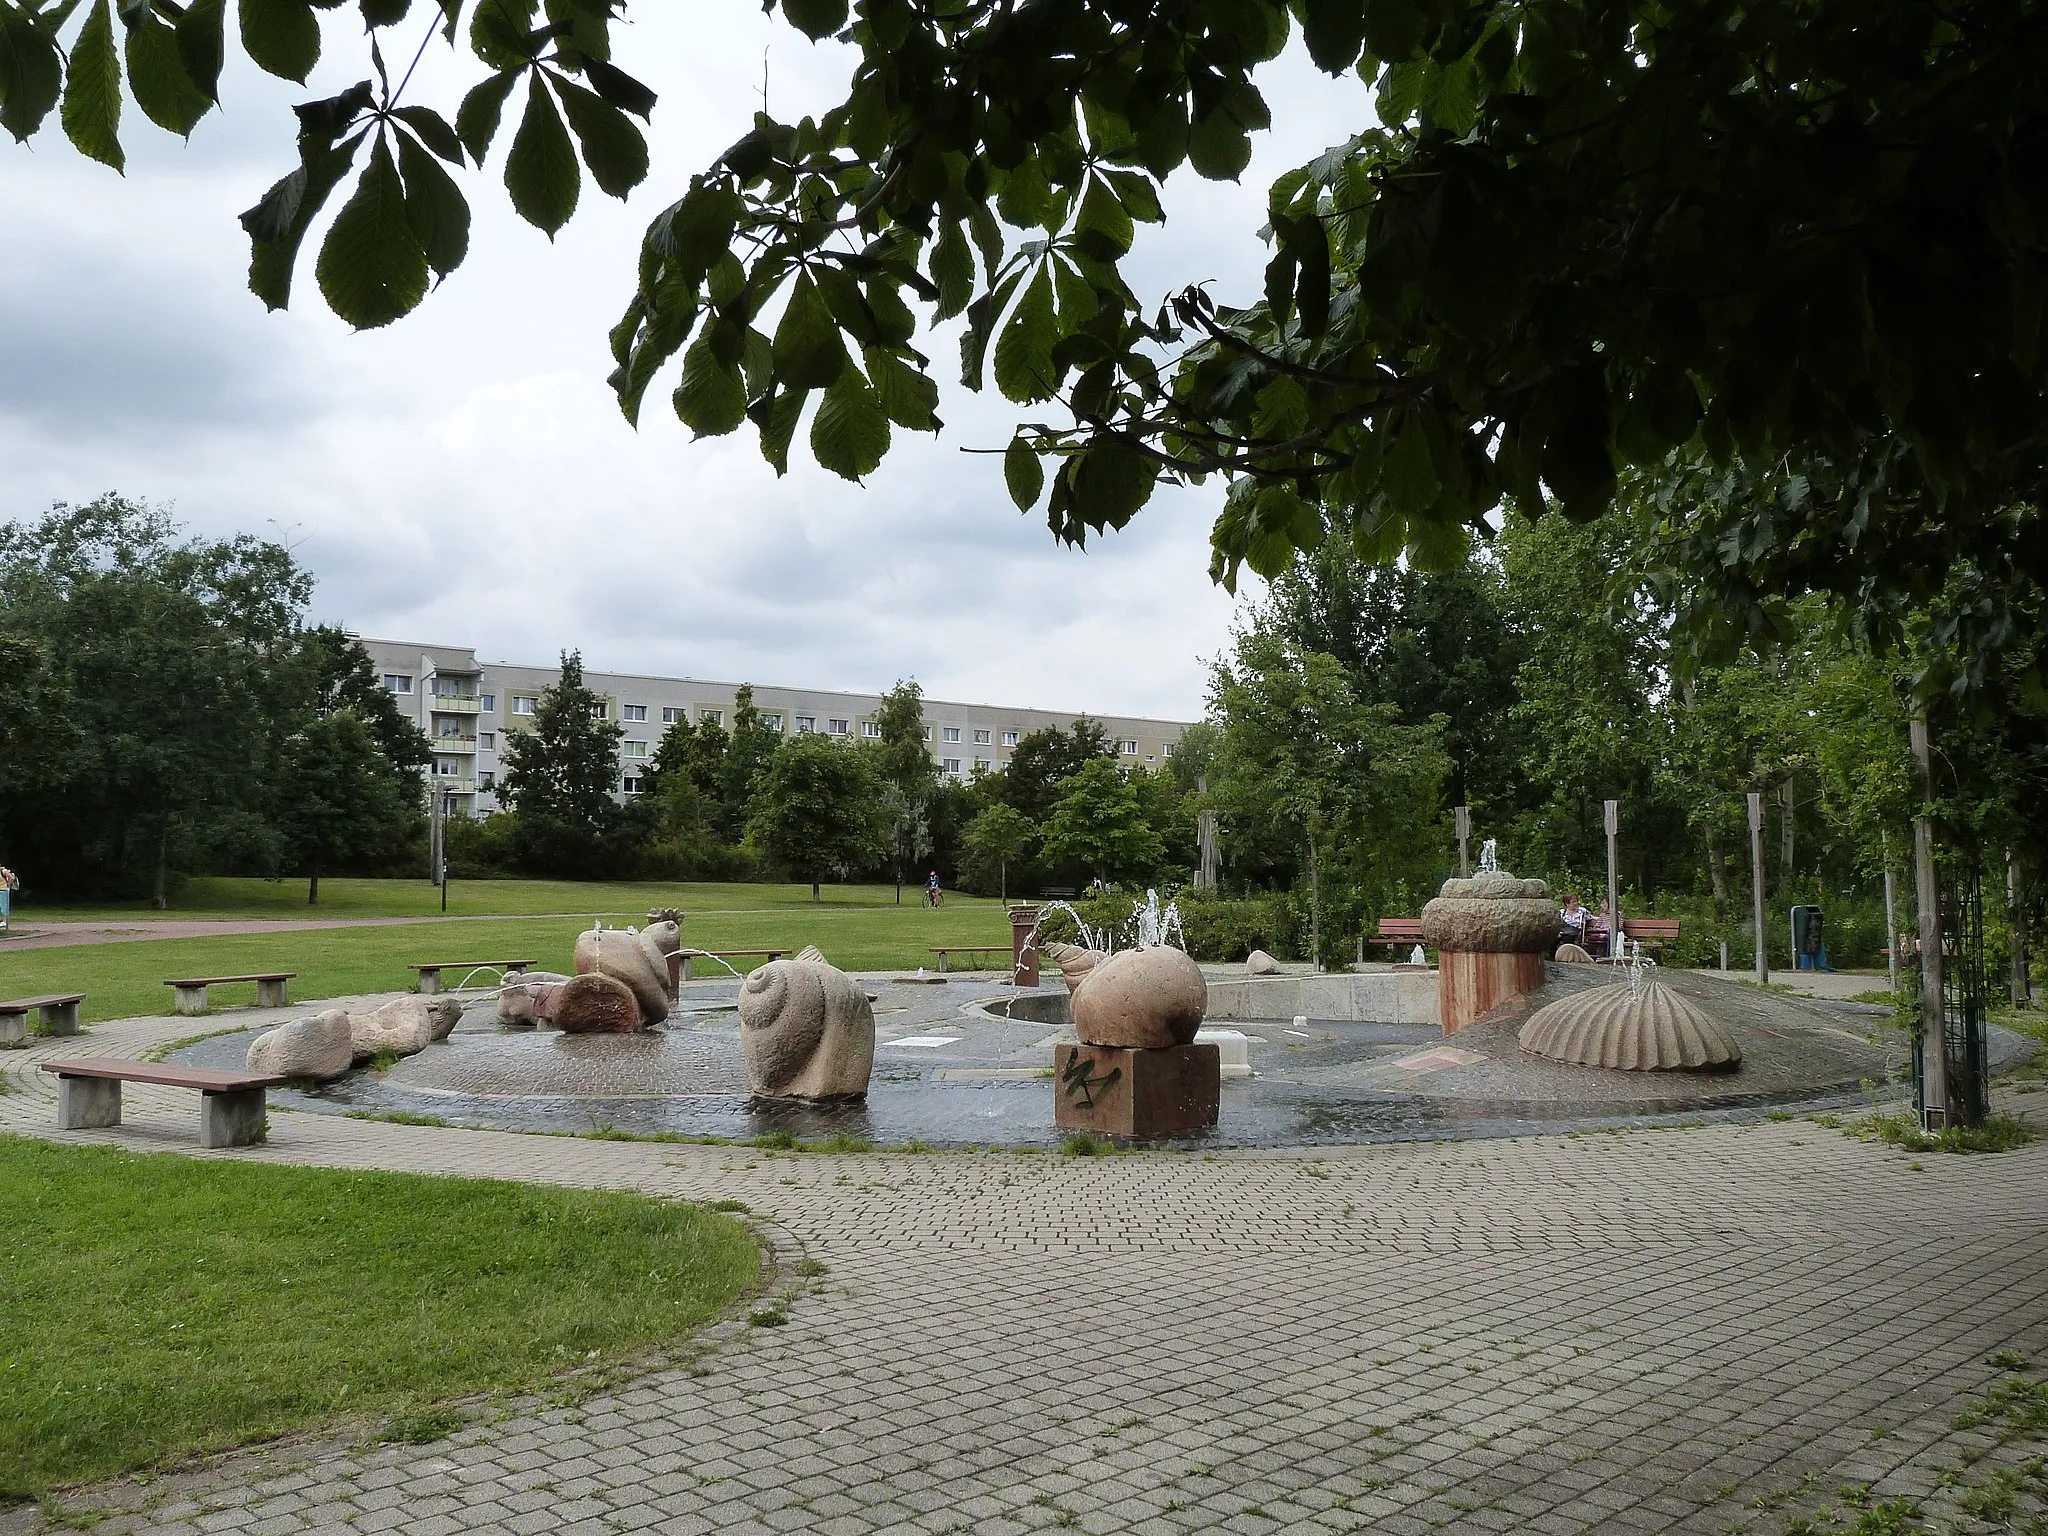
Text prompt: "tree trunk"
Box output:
[[812, 880, 821, 904], [1703, 820, 1729, 913], [1779, 776, 1795, 884], [1308, 834, 1321, 973], [307, 859, 320, 906], [153, 821, 171, 911], [999, 858, 1006, 907]]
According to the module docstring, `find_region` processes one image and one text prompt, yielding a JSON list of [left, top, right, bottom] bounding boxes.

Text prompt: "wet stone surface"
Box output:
[[169, 966, 2031, 1148]]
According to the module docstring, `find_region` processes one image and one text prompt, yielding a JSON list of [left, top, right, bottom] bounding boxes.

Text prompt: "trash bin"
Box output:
[[1789, 904, 1828, 971]]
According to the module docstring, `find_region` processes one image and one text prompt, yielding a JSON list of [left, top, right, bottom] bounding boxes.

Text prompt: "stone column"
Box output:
[[1420, 873, 1560, 1035]]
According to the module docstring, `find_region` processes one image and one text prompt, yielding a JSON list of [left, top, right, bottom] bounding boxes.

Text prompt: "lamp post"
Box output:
[[1748, 792, 1768, 986], [1455, 805, 1471, 879], [1603, 799, 1621, 958], [1910, 712, 1949, 1127]]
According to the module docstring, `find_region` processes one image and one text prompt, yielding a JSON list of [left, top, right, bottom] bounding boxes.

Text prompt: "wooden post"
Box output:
[[1884, 864, 1900, 991], [2010, 851, 2030, 1008], [1748, 792, 1768, 986], [1455, 805, 1471, 879], [1910, 712, 1948, 1127], [1603, 799, 1621, 958]]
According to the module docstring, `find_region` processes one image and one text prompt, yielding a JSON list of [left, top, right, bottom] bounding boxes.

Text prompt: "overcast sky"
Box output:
[[3, 9, 1363, 722]]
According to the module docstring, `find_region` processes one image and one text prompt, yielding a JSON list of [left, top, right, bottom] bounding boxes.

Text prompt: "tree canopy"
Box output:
[[11, 0, 2041, 688]]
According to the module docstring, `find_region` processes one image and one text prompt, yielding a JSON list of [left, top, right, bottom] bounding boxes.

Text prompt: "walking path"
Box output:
[[0, 915, 608, 952], [3, 1012, 2045, 1535]]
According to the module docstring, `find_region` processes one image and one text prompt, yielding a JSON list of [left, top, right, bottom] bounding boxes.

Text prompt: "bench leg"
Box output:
[[0, 1014, 24, 1048], [937, 951, 950, 973], [41, 1000, 81, 1036], [57, 1076, 121, 1131], [680, 954, 692, 982], [257, 979, 290, 1008], [201, 1089, 267, 1149], [417, 969, 442, 995], [173, 985, 209, 1017]]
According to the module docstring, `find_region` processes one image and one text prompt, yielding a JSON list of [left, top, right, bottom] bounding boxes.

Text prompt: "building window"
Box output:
[[621, 776, 642, 795], [921, 725, 932, 741], [973, 757, 989, 771], [382, 674, 413, 694], [796, 715, 815, 733], [1161, 742, 1173, 757], [480, 694, 495, 712], [760, 713, 782, 732], [622, 704, 646, 722], [512, 696, 536, 716], [861, 721, 881, 738], [480, 733, 494, 750], [435, 760, 463, 777], [661, 706, 684, 724], [827, 718, 849, 735], [695, 709, 720, 726], [589, 702, 609, 720], [942, 726, 961, 743], [434, 679, 464, 698], [1002, 730, 1019, 748], [1119, 739, 1139, 755], [623, 740, 648, 758], [478, 771, 495, 790], [942, 757, 962, 775], [972, 729, 991, 745]]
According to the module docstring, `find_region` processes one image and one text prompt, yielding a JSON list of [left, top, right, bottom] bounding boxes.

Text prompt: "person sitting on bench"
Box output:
[[1559, 892, 1591, 945]]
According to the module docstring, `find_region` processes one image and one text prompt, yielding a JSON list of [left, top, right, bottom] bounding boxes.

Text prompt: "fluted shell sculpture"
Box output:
[[1518, 981, 1742, 1072], [737, 956, 876, 1101]]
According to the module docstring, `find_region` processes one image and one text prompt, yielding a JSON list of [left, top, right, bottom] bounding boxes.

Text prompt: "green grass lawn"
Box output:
[[14, 876, 1004, 922], [0, 1137, 757, 1498], [0, 902, 1018, 1023]]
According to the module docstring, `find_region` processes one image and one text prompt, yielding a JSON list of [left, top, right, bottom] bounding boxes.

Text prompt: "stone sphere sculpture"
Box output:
[[573, 928, 670, 1026], [1420, 870, 1557, 1035], [1518, 981, 1742, 1072], [738, 956, 876, 1101], [554, 972, 643, 1034], [1071, 946, 1207, 1050]]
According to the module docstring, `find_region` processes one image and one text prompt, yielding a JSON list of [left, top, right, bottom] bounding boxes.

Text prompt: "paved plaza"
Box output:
[[4, 1008, 2045, 1535]]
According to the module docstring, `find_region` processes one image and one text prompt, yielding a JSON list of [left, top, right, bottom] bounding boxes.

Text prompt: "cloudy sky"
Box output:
[[4, 8, 1363, 722]]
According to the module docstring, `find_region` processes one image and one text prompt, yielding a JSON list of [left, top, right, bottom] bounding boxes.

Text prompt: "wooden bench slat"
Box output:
[[41, 1060, 285, 1091], [412, 961, 533, 970], [0, 993, 86, 1010], [164, 973, 295, 986]]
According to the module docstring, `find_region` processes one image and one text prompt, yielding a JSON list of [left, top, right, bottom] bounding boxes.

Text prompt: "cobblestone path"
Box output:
[[4, 1013, 2045, 1535]]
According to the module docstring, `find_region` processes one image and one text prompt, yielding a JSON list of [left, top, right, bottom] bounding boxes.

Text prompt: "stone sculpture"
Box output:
[[1246, 949, 1281, 975], [1420, 870, 1558, 1034], [554, 972, 644, 1034], [496, 971, 569, 1029], [573, 927, 669, 1026], [1071, 946, 1207, 1049], [1518, 980, 1741, 1071], [1056, 946, 1217, 1137], [246, 1008, 354, 1080], [1554, 943, 1596, 964], [349, 995, 461, 1063], [1042, 942, 1105, 994], [737, 955, 876, 1101]]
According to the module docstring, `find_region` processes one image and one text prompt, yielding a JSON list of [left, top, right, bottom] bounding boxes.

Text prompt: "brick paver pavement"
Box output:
[[5, 1012, 2045, 1535]]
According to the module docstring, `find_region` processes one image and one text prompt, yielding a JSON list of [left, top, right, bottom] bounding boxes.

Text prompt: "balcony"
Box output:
[[432, 776, 478, 795], [429, 695, 483, 714], [432, 735, 478, 754]]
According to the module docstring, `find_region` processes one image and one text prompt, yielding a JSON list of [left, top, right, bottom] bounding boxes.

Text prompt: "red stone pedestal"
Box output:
[[1438, 949, 1546, 1034], [1053, 1043, 1220, 1138]]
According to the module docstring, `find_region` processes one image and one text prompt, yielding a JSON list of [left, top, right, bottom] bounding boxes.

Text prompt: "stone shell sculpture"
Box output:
[[1246, 949, 1281, 975], [1518, 981, 1742, 1072], [1554, 943, 1596, 964], [349, 995, 461, 1063], [738, 956, 876, 1101], [554, 972, 643, 1034], [246, 1008, 354, 1080], [573, 928, 669, 1026], [1041, 942, 1105, 994], [1419, 873, 1560, 953], [1071, 946, 1208, 1050]]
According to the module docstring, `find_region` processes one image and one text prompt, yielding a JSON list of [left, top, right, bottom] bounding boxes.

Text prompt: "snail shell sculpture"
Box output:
[[738, 956, 877, 1101], [1518, 981, 1742, 1072], [573, 928, 670, 1026], [1040, 942, 1105, 994]]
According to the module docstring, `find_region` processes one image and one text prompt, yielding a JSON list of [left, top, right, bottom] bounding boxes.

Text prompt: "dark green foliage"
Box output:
[[1039, 759, 1166, 888], [497, 651, 626, 877], [745, 731, 885, 900], [869, 679, 940, 900]]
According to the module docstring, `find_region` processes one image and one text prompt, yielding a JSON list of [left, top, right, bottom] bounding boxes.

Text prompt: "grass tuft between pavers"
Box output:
[[0, 1135, 759, 1499]]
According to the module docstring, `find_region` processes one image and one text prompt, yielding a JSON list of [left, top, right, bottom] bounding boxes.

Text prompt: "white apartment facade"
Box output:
[[359, 639, 1196, 816]]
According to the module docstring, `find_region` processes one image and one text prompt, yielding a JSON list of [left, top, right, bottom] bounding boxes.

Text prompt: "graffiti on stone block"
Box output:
[[1061, 1052, 1122, 1109]]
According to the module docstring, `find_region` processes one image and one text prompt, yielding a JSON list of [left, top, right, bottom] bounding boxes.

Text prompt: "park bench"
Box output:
[[164, 972, 294, 1016], [0, 993, 84, 1046], [412, 960, 533, 995], [1584, 917, 1683, 955], [41, 1059, 284, 1148], [679, 948, 785, 981], [1038, 887, 1077, 901], [928, 945, 1013, 973], [1370, 918, 1426, 952]]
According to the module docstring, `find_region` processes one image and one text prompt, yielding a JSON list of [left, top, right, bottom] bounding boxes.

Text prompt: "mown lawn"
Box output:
[[0, 903, 1017, 1023], [0, 1137, 757, 1498], [14, 876, 1003, 922]]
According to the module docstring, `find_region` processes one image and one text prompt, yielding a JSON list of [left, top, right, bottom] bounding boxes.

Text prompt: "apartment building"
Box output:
[[360, 639, 1195, 816]]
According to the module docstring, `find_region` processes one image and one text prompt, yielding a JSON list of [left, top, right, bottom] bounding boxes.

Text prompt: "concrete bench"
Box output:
[[164, 973, 295, 1016], [679, 949, 784, 981], [929, 946, 1012, 973], [41, 1059, 285, 1148], [412, 960, 533, 995], [0, 993, 84, 1045]]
